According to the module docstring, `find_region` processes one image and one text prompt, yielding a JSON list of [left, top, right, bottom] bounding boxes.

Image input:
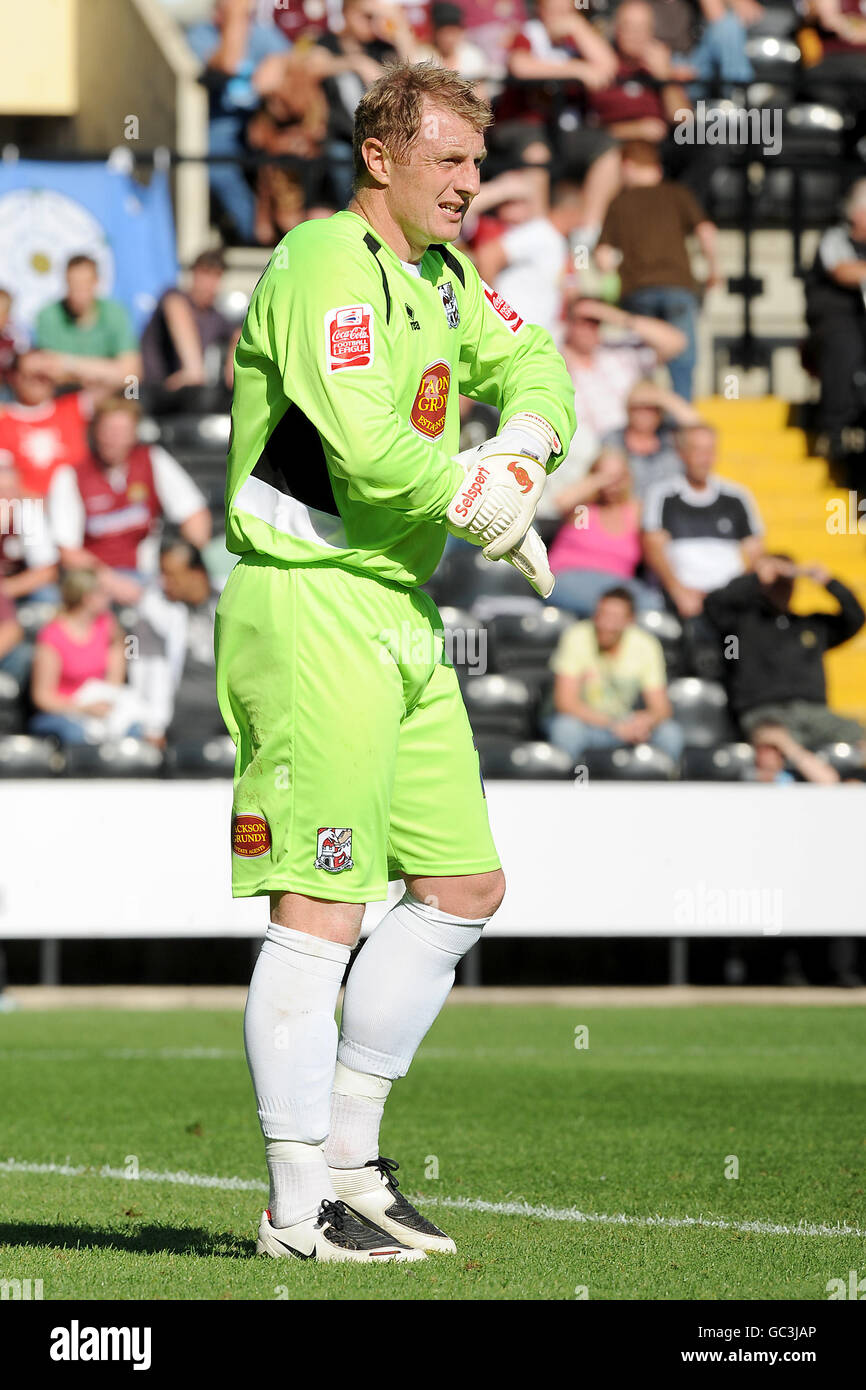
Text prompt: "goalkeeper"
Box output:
[[215, 61, 575, 1264]]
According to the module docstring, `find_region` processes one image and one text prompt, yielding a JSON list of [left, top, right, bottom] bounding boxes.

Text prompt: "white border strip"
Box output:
[[2, 1158, 863, 1239]]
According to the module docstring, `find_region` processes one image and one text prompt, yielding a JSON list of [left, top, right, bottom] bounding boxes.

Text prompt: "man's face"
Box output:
[[434, 23, 463, 58], [538, 0, 575, 33], [344, 0, 380, 44], [679, 428, 716, 483], [565, 310, 600, 356], [11, 354, 54, 406], [94, 411, 137, 467], [594, 596, 633, 649], [616, 2, 653, 57], [377, 100, 485, 255], [849, 205, 866, 242], [160, 551, 193, 603], [190, 264, 222, 308], [628, 402, 662, 435], [753, 734, 784, 775], [65, 263, 99, 316]]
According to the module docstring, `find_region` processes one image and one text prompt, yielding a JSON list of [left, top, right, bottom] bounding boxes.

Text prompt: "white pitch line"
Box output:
[[2, 1158, 864, 1239]]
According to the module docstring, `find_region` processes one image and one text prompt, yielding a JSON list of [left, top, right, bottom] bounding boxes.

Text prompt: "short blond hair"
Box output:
[[352, 61, 491, 184]]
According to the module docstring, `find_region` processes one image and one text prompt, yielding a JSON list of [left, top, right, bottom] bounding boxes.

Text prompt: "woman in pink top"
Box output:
[[546, 448, 662, 616], [30, 569, 130, 744]]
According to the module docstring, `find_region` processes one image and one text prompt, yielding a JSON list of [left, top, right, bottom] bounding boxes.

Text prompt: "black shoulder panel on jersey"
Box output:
[[363, 232, 392, 325], [251, 402, 339, 517], [431, 244, 466, 287]]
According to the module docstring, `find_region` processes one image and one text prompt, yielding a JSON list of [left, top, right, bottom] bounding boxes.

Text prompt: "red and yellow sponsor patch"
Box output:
[[409, 360, 451, 440], [232, 813, 272, 858], [324, 303, 375, 373]]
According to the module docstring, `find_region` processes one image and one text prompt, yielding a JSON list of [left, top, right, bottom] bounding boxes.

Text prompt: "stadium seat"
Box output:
[[475, 735, 575, 779], [583, 744, 677, 781], [63, 738, 165, 778], [436, 606, 487, 680], [485, 607, 572, 674], [16, 601, 57, 635], [462, 673, 535, 739], [0, 671, 22, 734], [816, 742, 866, 777], [169, 736, 236, 777], [0, 735, 64, 776], [668, 678, 737, 748], [682, 743, 755, 781], [636, 609, 686, 680], [744, 34, 801, 82], [431, 541, 542, 615]]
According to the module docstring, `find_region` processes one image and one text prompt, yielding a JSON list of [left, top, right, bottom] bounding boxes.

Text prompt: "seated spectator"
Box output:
[[0, 459, 60, 602], [499, 0, 621, 244], [544, 448, 662, 615], [0, 352, 90, 496], [474, 178, 585, 339], [596, 140, 720, 400], [30, 255, 141, 398], [312, 0, 421, 208], [186, 0, 292, 243], [561, 295, 688, 438], [0, 586, 29, 685], [426, 2, 492, 88], [130, 536, 224, 746], [642, 422, 763, 619], [0, 288, 25, 389], [646, 0, 756, 93], [29, 569, 144, 746], [586, 0, 690, 146], [799, 0, 866, 121], [48, 398, 210, 599], [747, 722, 840, 785], [804, 177, 866, 473], [246, 59, 330, 241], [603, 380, 698, 499], [543, 584, 684, 764], [141, 250, 241, 409], [703, 554, 866, 752]]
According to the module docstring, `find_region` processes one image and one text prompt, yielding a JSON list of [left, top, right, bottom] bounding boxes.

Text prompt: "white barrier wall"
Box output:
[[0, 781, 862, 938]]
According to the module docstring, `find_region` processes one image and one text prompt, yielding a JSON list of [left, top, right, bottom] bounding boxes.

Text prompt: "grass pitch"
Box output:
[[1, 1003, 864, 1300]]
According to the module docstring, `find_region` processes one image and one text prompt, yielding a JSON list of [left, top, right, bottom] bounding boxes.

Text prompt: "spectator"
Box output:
[[642, 423, 763, 620], [799, 0, 866, 121], [596, 140, 720, 399], [141, 250, 241, 408], [130, 536, 224, 746], [30, 255, 141, 397], [603, 380, 699, 500], [747, 723, 840, 785], [544, 447, 662, 615], [0, 288, 25, 388], [561, 296, 688, 438], [0, 459, 60, 602], [474, 178, 585, 339], [703, 554, 866, 751], [186, 0, 292, 243], [0, 352, 90, 496], [0, 586, 29, 685], [246, 58, 330, 239], [644, 0, 756, 96], [426, 2, 491, 86], [48, 398, 210, 598], [586, 0, 690, 146], [312, 0, 421, 208], [29, 569, 144, 746], [543, 584, 684, 764], [804, 177, 866, 471], [500, 0, 621, 244]]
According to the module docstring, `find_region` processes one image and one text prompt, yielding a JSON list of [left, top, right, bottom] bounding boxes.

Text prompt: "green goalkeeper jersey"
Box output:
[[225, 210, 576, 588]]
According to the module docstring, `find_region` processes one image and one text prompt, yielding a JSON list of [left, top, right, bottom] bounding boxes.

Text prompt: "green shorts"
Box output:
[[214, 554, 500, 902]]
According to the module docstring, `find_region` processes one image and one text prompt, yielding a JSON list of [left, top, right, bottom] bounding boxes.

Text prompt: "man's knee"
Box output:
[[405, 867, 506, 920], [269, 891, 364, 947]]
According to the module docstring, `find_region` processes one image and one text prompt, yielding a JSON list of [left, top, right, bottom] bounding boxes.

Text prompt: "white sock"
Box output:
[[243, 922, 351, 1225], [265, 1138, 334, 1228], [323, 1061, 392, 1170], [337, 890, 490, 1079]]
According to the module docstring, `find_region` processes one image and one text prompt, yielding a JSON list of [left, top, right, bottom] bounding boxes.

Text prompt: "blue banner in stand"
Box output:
[[0, 160, 177, 336]]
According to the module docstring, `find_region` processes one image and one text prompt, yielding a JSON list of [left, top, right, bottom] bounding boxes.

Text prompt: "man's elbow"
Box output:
[[180, 508, 212, 547]]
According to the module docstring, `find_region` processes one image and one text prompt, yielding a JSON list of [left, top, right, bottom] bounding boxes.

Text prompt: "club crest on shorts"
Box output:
[[438, 280, 460, 328], [315, 827, 354, 873]]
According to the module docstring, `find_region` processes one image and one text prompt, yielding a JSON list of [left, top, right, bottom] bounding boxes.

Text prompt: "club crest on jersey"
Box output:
[[232, 813, 271, 858], [410, 360, 451, 441], [481, 281, 524, 334], [438, 280, 460, 328], [324, 304, 374, 373], [315, 827, 354, 873]]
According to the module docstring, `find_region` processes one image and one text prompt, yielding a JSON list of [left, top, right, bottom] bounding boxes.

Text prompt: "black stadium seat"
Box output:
[[485, 607, 571, 674], [583, 745, 677, 781], [0, 735, 64, 776], [682, 743, 755, 781], [475, 736, 574, 780], [169, 736, 236, 777], [816, 743, 866, 778], [462, 673, 535, 739], [63, 739, 165, 778], [0, 671, 22, 734], [668, 678, 737, 748], [430, 540, 541, 614]]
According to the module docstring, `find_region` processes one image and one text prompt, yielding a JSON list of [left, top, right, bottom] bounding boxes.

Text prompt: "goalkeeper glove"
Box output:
[[445, 413, 561, 562]]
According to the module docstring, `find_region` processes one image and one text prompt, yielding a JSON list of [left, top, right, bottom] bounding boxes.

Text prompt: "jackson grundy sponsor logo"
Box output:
[[409, 361, 451, 440], [232, 813, 272, 858]]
